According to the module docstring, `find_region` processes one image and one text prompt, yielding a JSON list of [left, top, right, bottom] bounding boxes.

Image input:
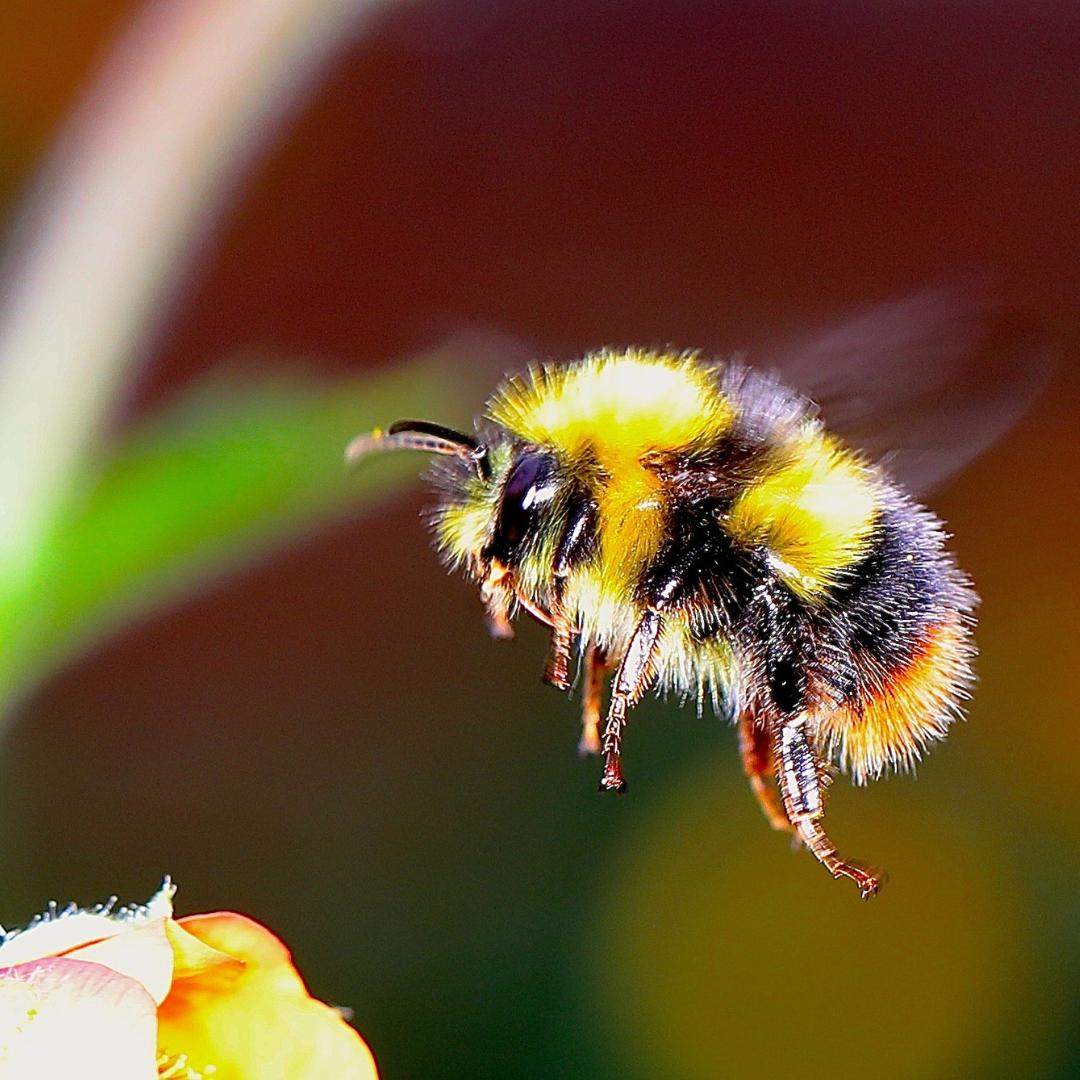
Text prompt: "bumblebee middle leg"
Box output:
[[737, 712, 792, 833], [776, 714, 883, 898], [600, 611, 663, 793]]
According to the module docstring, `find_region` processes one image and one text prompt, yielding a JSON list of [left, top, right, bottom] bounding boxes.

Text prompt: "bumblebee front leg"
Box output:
[[480, 558, 516, 640], [776, 715, 883, 898], [737, 713, 792, 833], [542, 582, 575, 691], [600, 611, 663, 792], [543, 496, 599, 690]]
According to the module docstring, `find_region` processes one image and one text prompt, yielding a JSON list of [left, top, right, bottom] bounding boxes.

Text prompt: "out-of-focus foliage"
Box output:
[[0, 0, 394, 726], [0, 354, 468, 718]]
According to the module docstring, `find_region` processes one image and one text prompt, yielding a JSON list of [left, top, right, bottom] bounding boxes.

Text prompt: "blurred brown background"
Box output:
[[1, 2, 1077, 1077]]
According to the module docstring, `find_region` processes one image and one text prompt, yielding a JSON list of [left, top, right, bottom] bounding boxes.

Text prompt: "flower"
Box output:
[[0, 880, 378, 1079]]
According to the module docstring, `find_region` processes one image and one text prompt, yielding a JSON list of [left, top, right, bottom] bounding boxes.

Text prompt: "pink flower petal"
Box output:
[[0, 956, 158, 1079]]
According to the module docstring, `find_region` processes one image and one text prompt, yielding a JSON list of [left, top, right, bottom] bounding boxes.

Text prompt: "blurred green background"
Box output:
[[0, 2, 1077, 1077]]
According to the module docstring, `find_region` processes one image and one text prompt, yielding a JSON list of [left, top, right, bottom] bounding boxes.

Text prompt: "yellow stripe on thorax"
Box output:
[[727, 428, 878, 599], [488, 349, 733, 457]]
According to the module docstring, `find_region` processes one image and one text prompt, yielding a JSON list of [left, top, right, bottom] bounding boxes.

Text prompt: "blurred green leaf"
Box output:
[[0, 352, 475, 716]]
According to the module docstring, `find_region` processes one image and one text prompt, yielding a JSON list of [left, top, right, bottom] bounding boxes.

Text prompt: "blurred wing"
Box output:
[[761, 290, 1051, 494]]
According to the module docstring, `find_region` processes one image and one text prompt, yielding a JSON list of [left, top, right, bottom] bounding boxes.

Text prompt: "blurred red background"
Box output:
[[0, 3, 1077, 1077]]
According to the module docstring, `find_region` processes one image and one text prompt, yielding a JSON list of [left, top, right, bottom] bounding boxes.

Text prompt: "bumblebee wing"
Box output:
[[761, 290, 1051, 494]]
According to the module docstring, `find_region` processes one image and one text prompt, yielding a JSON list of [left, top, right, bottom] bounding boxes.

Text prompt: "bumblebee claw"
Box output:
[[831, 861, 885, 899], [599, 754, 628, 793], [577, 736, 599, 759], [486, 613, 515, 640], [861, 868, 888, 899], [543, 665, 571, 691]]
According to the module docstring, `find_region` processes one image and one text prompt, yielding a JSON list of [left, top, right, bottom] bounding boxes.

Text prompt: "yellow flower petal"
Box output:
[[165, 918, 245, 983], [157, 913, 377, 1080]]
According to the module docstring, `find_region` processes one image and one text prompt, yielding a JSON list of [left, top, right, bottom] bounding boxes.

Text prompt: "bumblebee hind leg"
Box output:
[[776, 715, 884, 899], [737, 712, 793, 833], [577, 643, 609, 757]]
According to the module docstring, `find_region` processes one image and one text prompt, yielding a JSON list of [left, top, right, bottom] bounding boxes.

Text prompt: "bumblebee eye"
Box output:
[[489, 451, 559, 559]]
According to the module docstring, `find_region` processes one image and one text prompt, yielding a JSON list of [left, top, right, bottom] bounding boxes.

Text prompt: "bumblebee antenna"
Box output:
[[345, 420, 491, 480]]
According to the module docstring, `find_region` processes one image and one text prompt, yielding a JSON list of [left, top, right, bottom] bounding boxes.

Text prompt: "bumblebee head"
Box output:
[[478, 448, 559, 566], [347, 420, 570, 634]]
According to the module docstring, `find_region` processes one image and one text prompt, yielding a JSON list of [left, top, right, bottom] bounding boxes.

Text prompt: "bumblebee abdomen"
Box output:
[[809, 490, 977, 782], [815, 614, 973, 782]]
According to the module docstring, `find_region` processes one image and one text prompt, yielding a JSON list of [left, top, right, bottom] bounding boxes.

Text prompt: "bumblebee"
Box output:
[[347, 293, 1042, 897]]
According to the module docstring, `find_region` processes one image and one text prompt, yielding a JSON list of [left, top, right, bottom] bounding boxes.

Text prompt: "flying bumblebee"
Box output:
[[346, 292, 1044, 897]]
